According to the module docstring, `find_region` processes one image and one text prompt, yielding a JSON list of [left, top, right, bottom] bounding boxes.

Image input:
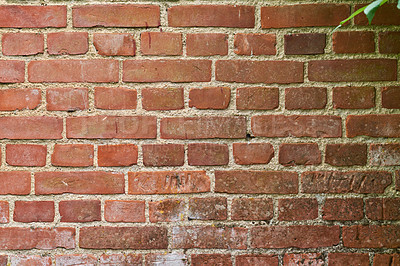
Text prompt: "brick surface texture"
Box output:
[[0, 0, 398, 264]]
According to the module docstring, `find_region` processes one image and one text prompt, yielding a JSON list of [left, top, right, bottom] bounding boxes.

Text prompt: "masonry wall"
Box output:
[[0, 0, 399, 265]]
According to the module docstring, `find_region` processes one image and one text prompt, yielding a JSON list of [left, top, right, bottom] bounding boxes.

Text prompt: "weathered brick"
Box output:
[[95, 87, 137, 110], [0, 255, 5, 265], [9, 256, 51, 266], [142, 88, 184, 110], [355, 4, 400, 25], [285, 87, 327, 110], [188, 197, 227, 221], [370, 144, 400, 166], [0, 88, 40, 111], [47, 32, 88, 55], [52, 144, 94, 167], [128, 171, 210, 194], [123, 60, 211, 82], [236, 255, 279, 266], [325, 144, 367, 166], [59, 200, 101, 223], [216, 60, 303, 84], [161, 116, 246, 139], [333, 31, 375, 54], [382, 86, 400, 109], [35, 171, 124, 195], [309, 59, 397, 82], [0, 61, 25, 83], [283, 254, 324, 266], [168, 5, 254, 28], [188, 143, 229, 166], [73, 5, 160, 27], [98, 144, 138, 167], [252, 115, 341, 138], [373, 254, 400, 266], [189, 87, 230, 110], [261, 4, 349, 28], [142, 144, 184, 167], [192, 254, 231, 266], [2, 33, 43, 55], [94, 33, 135, 56], [149, 199, 185, 222], [284, 33, 325, 55], [251, 226, 340, 248], [186, 33, 228, 56], [366, 198, 400, 220], [0, 6, 66, 28], [66, 116, 157, 139], [99, 254, 142, 266], [79, 227, 168, 249], [0, 172, 30, 195], [234, 33, 276, 55], [232, 198, 273, 221], [215, 170, 298, 194], [233, 143, 274, 165], [279, 198, 318, 221], [13, 201, 54, 222], [146, 254, 187, 266], [323, 198, 363, 221], [279, 143, 321, 166], [343, 225, 400, 248], [332, 86, 375, 109], [6, 144, 47, 167], [379, 31, 400, 54], [301, 171, 392, 194], [46, 87, 89, 111], [55, 255, 97, 266], [141, 32, 182, 55], [329, 253, 369, 266], [347, 114, 400, 138], [0, 201, 8, 223], [104, 200, 145, 223], [236, 87, 279, 110], [171, 226, 247, 249]]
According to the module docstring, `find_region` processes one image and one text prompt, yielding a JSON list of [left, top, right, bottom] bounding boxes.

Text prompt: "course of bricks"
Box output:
[[0, 0, 399, 265]]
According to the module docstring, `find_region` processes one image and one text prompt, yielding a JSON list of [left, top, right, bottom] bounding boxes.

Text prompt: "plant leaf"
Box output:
[[364, 0, 388, 24], [398, 0, 400, 9], [338, 5, 368, 26]]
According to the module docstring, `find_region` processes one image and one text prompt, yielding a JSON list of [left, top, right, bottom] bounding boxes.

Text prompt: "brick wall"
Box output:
[[0, 0, 399, 265]]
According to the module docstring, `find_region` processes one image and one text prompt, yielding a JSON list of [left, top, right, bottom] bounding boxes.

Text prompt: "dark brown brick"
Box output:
[[284, 33, 325, 55]]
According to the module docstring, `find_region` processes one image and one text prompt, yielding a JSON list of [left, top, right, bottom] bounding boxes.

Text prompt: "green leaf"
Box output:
[[336, 5, 368, 28], [398, 0, 400, 9], [364, 0, 388, 24]]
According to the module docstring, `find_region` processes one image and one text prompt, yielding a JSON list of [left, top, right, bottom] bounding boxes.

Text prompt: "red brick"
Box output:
[[252, 115, 341, 138], [0, 255, 5, 265], [279, 143, 321, 166], [73, 5, 160, 27], [55, 255, 96, 266], [284, 33, 325, 55], [59, 200, 101, 222], [333, 31, 375, 54], [2, 33, 43, 55], [285, 87, 327, 110], [252, 225, 339, 248], [189, 87, 230, 109], [46, 87, 89, 111], [146, 254, 187, 266], [236, 87, 279, 110], [188, 143, 229, 166], [79, 226, 168, 249], [236, 255, 278, 266], [52, 144, 93, 167], [347, 114, 400, 138], [332, 86, 375, 109], [323, 198, 363, 221], [9, 256, 51, 266], [309, 59, 397, 82], [0, 6, 66, 28], [35, 171, 124, 195], [325, 143, 367, 166], [366, 198, 400, 220], [29, 60, 119, 83], [142, 88, 183, 110], [373, 254, 400, 266], [0, 88, 40, 111], [382, 86, 400, 109], [94, 33, 135, 56], [233, 143, 274, 165], [343, 225, 400, 248], [100, 254, 142, 265], [0, 172, 30, 195], [13, 201, 54, 223], [0, 61, 25, 83], [283, 254, 324, 266], [192, 254, 231, 266], [188, 197, 227, 221], [128, 171, 211, 194], [67, 116, 156, 139], [355, 4, 400, 25], [47, 32, 88, 55], [98, 144, 138, 167], [104, 200, 145, 223], [379, 31, 400, 54], [370, 144, 400, 166], [6, 144, 46, 167], [123, 60, 211, 82], [215, 170, 298, 194], [161, 116, 246, 139], [278, 198, 318, 221], [142, 144, 184, 167], [168, 5, 254, 28], [0, 116, 62, 139], [261, 4, 349, 28], [234, 33, 276, 55], [149, 199, 185, 222], [171, 226, 247, 249], [232, 198, 273, 221], [301, 171, 392, 194], [94, 87, 137, 110], [0, 201, 8, 223], [186, 33, 228, 56], [141, 32, 182, 56], [216, 60, 303, 84], [0, 227, 75, 250], [329, 253, 369, 266]]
